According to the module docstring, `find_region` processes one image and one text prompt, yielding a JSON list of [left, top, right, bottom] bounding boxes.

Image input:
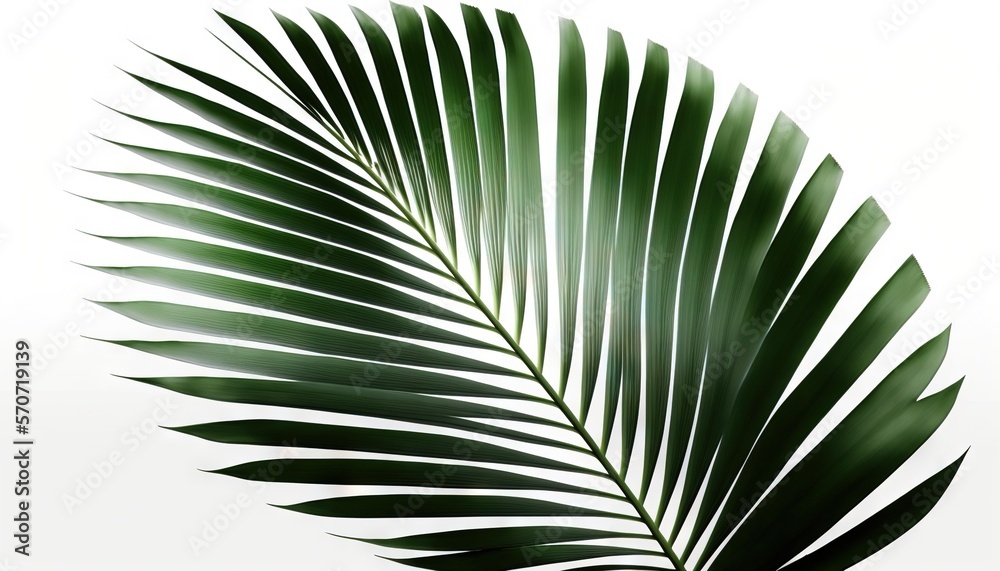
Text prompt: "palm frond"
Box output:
[[81, 3, 966, 570]]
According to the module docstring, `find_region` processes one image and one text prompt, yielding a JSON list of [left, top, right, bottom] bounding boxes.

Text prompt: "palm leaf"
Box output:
[[81, 3, 966, 570]]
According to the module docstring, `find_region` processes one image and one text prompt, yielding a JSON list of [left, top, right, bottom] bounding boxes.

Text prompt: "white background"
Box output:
[[1, 0, 998, 569]]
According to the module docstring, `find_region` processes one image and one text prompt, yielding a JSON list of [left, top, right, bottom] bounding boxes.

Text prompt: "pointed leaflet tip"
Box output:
[[921, 376, 964, 405], [327, 533, 382, 546], [774, 110, 807, 141], [821, 152, 843, 171], [645, 38, 667, 53], [907, 254, 931, 290], [76, 168, 120, 179], [423, 5, 441, 19], [75, 263, 120, 275], [64, 191, 90, 201], [160, 425, 190, 435], [75, 231, 124, 243], [736, 82, 755, 95], [941, 323, 953, 340], [68, 193, 124, 209]]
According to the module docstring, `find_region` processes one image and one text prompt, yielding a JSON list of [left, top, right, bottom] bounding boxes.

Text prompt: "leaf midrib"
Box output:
[[325, 127, 686, 571]]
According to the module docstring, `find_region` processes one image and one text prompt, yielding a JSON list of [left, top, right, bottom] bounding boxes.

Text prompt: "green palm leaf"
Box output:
[[82, 4, 966, 570]]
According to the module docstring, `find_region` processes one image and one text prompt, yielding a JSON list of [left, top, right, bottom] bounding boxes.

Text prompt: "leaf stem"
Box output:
[[328, 129, 686, 571]]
